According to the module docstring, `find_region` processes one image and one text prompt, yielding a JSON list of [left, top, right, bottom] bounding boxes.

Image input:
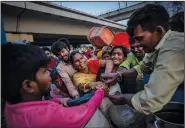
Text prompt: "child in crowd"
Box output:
[[50, 70, 71, 98], [102, 51, 111, 60], [42, 47, 59, 71], [2, 44, 110, 128]]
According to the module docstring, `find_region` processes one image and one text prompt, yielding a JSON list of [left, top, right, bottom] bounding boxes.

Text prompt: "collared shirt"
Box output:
[[56, 61, 79, 97], [119, 52, 144, 80], [131, 30, 184, 115], [127, 52, 135, 57]]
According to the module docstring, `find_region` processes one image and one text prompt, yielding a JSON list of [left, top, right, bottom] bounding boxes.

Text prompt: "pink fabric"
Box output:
[[85, 50, 92, 59], [5, 89, 104, 128]]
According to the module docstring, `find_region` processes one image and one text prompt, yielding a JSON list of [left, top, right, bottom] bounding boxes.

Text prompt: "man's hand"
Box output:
[[108, 93, 134, 107], [73, 95, 80, 99], [88, 81, 109, 96], [107, 93, 125, 105], [101, 72, 118, 84], [59, 97, 71, 107], [88, 81, 104, 89], [94, 82, 106, 90], [94, 82, 109, 96], [53, 88, 61, 95], [88, 81, 107, 90]]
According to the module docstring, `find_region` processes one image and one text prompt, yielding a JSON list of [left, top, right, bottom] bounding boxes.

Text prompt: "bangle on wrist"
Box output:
[[116, 71, 122, 81]]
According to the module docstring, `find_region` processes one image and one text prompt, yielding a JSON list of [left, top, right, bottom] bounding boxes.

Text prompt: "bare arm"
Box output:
[[100, 60, 114, 73], [100, 67, 138, 85], [117, 67, 138, 77], [56, 63, 80, 98]]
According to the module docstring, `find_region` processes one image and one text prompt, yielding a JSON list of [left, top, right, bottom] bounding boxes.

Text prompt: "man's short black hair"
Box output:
[[2, 44, 50, 104], [127, 4, 170, 37], [57, 38, 71, 51], [51, 41, 68, 56], [110, 45, 127, 58], [42, 47, 51, 52]]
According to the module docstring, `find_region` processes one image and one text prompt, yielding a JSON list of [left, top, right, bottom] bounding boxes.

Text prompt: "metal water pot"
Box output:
[[154, 102, 184, 128]]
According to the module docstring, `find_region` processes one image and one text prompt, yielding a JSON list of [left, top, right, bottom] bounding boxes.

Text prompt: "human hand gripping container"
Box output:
[[87, 26, 115, 49]]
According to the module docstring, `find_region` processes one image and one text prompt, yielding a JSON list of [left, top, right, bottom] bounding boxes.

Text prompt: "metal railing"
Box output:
[[97, 2, 143, 16]]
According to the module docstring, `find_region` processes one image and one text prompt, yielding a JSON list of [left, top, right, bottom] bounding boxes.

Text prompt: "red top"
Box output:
[[112, 32, 130, 49], [88, 60, 100, 74], [47, 57, 58, 70]]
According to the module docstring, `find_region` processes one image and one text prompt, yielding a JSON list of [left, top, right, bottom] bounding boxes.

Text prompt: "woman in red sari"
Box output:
[[70, 51, 113, 75]]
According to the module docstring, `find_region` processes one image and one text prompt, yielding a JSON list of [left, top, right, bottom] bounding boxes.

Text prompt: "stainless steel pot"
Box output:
[[154, 102, 184, 128]]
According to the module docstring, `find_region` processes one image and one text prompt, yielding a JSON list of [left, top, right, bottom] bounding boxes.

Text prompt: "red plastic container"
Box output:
[[87, 26, 114, 48]]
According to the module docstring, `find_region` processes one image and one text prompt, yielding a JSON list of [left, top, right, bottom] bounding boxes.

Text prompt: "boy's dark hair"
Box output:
[[169, 12, 184, 32], [57, 38, 71, 51], [51, 41, 68, 56], [126, 4, 170, 37], [42, 47, 51, 53], [110, 45, 127, 58], [70, 51, 83, 65], [2, 44, 50, 104]]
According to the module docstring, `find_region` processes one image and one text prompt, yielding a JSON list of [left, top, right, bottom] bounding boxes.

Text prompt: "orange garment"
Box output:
[[112, 32, 130, 49]]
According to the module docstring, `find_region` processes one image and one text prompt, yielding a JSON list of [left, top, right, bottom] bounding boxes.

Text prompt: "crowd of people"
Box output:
[[2, 4, 184, 128]]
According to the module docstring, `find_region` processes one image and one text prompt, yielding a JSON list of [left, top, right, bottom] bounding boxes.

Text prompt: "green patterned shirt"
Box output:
[[119, 53, 140, 70]]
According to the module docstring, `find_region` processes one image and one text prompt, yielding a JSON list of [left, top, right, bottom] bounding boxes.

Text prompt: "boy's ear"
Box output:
[[22, 80, 36, 94]]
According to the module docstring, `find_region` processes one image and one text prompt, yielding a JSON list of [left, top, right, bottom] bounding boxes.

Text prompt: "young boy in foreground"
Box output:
[[2, 44, 109, 128]]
